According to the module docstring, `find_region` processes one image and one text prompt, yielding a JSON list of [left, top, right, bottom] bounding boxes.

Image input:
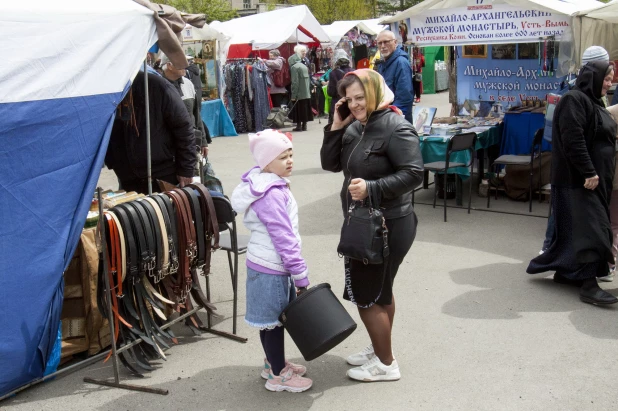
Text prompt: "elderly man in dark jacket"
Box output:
[[375, 30, 414, 123], [105, 70, 196, 194]]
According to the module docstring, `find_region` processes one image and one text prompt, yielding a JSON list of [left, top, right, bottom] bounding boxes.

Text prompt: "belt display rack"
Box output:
[[0, 59, 247, 401], [82, 60, 247, 395]]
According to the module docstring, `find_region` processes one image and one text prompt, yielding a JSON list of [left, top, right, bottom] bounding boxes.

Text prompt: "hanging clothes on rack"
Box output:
[[251, 60, 271, 132]]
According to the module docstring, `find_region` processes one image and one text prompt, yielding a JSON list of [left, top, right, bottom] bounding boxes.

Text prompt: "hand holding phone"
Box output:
[[337, 101, 351, 120], [332, 98, 354, 131]]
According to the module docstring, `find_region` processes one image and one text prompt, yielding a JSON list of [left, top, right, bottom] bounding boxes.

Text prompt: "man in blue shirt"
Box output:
[[375, 30, 414, 123]]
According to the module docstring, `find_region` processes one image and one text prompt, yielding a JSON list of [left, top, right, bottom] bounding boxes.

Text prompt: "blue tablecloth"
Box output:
[[419, 123, 503, 178], [201, 99, 237, 137], [501, 112, 550, 155]]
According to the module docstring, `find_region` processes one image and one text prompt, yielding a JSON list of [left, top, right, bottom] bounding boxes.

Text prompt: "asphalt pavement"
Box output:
[[4, 92, 618, 411]]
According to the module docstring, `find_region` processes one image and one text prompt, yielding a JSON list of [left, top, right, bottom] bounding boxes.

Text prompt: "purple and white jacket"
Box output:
[[231, 166, 309, 288]]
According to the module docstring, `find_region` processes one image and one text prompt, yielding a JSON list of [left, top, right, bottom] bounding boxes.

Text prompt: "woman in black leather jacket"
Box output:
[[320, 69, 424, 382]]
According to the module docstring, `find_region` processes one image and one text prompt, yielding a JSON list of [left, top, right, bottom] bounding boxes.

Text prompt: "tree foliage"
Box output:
[[289, 0, 374, 24], [152, 0, 238, 23], [376, 0, 422, 17]]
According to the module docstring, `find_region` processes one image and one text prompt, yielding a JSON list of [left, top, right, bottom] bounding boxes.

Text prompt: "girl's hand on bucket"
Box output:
[[296, 287, 307, 296]]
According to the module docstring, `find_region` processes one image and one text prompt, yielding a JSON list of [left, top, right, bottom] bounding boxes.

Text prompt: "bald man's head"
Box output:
[[377, 30, 398, 58]]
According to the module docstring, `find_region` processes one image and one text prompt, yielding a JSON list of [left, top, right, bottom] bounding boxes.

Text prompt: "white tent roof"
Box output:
[[323, 19, 387, 44], [210, 5, 330, 50], [575, 0, 618, 22], [380, 0, 603, 23], [182, 23, 228, 42]]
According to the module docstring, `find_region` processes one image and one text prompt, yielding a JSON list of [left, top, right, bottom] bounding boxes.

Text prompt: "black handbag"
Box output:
[[337, 181, 390, 265]]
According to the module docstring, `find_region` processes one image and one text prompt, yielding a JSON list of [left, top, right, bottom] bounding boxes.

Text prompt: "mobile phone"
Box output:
[[337, 101, 351, 119]]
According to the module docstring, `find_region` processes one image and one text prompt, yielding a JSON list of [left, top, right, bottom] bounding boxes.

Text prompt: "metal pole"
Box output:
[[97, 188, 121, 384], [144, 59, 152, 195]]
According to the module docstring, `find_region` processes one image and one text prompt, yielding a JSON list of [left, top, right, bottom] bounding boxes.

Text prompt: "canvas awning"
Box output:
[[379, 0, 602, 46], [210, 5, 330, 53], [323, 19, 387, 45]]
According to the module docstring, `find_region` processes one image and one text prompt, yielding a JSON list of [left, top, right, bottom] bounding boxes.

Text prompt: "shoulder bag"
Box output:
[[336, 181, 389, 265]]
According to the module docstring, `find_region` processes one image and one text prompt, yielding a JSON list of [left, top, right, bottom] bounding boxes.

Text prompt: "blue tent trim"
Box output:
[[0, 83, 129, 396]]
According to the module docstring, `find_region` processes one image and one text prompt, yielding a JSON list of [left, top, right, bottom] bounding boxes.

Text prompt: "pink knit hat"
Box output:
[[248, 129, 293, 170]]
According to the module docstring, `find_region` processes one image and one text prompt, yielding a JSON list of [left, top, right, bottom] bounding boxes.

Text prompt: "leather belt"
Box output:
[[142, 197, 170, 280], [164, 189, 195, 303], [138, 199, 166, 282], [156, 194, 179, 275]]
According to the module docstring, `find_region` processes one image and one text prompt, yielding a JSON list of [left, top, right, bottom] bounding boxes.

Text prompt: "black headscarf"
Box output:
[[575, 60, 612, 105]]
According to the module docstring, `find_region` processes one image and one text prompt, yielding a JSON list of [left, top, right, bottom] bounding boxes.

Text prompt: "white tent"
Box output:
[[210, 5, 330, 52], [572, 1, 618, 66], [1, 0, 157, 397], [182, 23, 231, 63], [323, 19, 387, 45]]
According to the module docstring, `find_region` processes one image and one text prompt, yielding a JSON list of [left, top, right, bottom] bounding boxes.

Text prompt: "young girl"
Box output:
[[231, 129, 312, 393]]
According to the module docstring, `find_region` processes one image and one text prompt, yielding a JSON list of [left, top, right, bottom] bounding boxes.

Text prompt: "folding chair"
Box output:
[[487, 128, 543, 212], [423, 132, 477, 222], [205, 196, 249, 335]]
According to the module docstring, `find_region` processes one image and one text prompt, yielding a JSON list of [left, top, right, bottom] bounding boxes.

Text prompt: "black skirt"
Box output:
[[289, 98, 313, 123], [342, 212, 417, 306], [527, 186, 609, 280]]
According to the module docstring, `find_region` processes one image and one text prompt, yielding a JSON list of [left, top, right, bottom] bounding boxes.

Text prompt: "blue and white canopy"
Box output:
[[0, 0, 156, 396]]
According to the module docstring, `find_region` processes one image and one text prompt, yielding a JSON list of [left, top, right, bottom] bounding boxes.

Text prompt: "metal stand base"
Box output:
[[83, 377, 168, 395], [201, 327, 247, 343]]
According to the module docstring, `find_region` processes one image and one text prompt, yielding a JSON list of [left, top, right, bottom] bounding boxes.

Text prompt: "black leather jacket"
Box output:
[[321, 110, 424, 219]]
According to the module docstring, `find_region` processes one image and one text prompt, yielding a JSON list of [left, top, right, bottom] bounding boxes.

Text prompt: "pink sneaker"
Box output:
[[265, 367, 313, 392], [261, 358, 307, 379]]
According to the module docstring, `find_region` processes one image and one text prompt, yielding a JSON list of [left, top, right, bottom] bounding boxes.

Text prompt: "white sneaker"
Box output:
[[346, 343, 375, 366], [599, 268, 615, 282], [346, 356, 401, 382]]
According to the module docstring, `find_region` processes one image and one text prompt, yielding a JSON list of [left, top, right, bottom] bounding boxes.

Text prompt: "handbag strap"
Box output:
[[344, 254, 389, 309]]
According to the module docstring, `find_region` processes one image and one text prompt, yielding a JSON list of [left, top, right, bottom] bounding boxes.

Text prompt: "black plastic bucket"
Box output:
[[279, 283, 357, 361]]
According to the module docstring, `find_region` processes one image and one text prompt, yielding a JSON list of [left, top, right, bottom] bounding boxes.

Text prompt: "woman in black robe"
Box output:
[[527, 61, 617, 305]]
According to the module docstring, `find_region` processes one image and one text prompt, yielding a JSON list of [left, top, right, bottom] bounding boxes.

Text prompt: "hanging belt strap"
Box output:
[[142, 197, 170, 281], [110, 206, 139, 282], [138, 198, 165, 282], [107, 211, 127, 282], [181, 187, 206, 268], [156, 193, 179, 274], [124, 202, 156, 277], [188, 183, 221, 275], [164, 190, 194, 303]]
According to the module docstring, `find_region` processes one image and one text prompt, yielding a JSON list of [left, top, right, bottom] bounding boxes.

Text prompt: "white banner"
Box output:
[[406, 4, 571, 46]]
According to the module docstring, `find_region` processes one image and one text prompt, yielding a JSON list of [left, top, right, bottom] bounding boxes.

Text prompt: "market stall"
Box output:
[[380, 0, 602, 154], [572, 1, 618, 68], [210, 5, 330, 60], [209, 6, 330, 133], [322, 19, 386, 68], [0, 0, 157, 397], [181, 24, 238, 137]]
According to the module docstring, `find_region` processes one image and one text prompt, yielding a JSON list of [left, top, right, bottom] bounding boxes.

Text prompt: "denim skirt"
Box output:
[[245, 267, 296, 330]]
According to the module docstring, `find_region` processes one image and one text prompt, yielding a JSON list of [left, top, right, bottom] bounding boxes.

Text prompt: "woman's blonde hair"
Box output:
[[294, 44, 307, 55]]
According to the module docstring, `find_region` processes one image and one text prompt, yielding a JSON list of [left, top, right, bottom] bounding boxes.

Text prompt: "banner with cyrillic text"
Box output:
[[396, 4, 571, 46], [456, 45, 565, 105]]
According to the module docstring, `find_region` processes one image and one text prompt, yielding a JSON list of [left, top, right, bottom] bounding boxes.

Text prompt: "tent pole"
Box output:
[[97, 187, 121, 384], [144, 59, 152, 195]]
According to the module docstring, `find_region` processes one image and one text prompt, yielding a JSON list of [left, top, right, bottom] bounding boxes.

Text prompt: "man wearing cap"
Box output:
[[105, 69, 196, 193], [162, 54, 209, 158]]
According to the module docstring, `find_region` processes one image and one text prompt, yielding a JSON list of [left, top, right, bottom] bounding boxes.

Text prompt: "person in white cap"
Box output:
[[582, 45, 610, 65], [538, 46, 612, 261]]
